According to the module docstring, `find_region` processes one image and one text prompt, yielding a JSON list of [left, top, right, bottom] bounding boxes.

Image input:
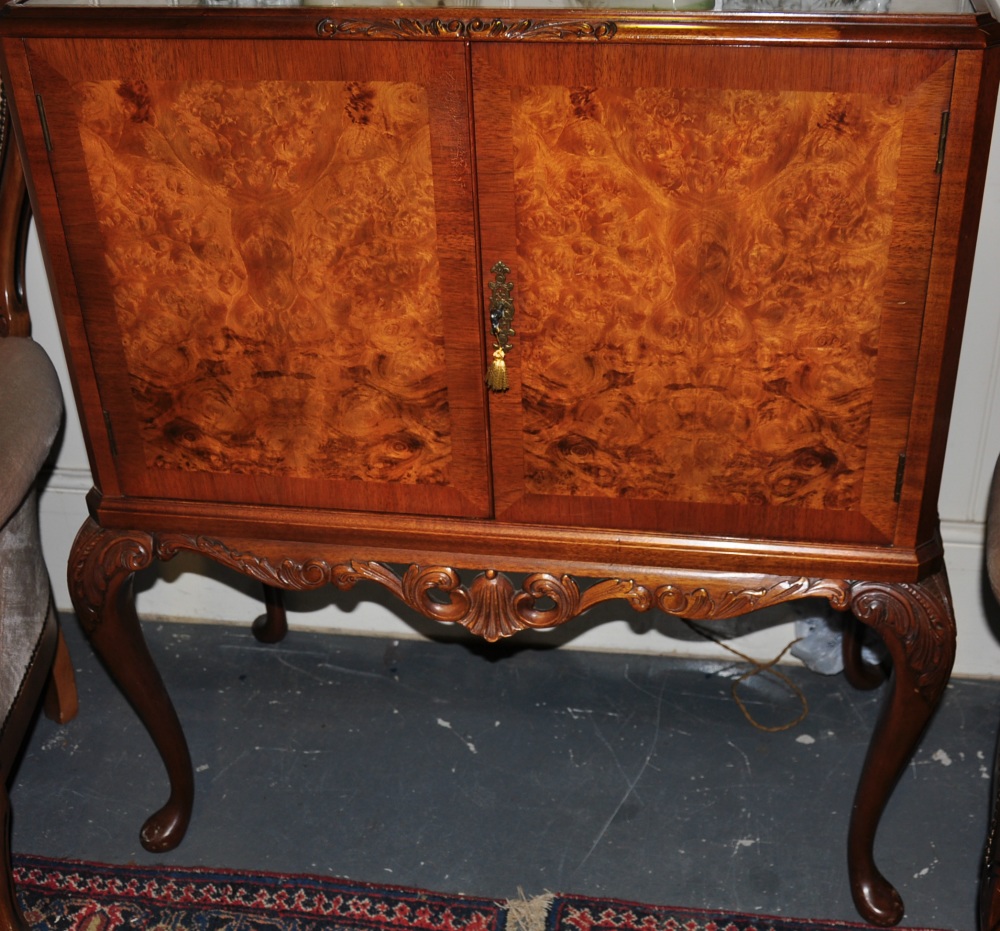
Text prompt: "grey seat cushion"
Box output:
[[0, 338, 63, 721], [0, 338, 63, 528]]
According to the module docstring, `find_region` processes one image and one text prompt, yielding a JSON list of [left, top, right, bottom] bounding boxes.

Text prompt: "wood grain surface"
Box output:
[[511, 83, 902, 511], [76, 76, 452, 486], [3, 17, 995, 926]]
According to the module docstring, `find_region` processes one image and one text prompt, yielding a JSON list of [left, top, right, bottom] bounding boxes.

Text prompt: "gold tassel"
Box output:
[[486, 347, 509, 392]]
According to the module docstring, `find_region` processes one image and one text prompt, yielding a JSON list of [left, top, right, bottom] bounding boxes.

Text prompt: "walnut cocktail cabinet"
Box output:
[[1, 0, 997, 923]]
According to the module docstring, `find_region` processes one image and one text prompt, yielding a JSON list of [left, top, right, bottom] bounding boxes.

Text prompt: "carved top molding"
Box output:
[[315, 17, 618, 41]]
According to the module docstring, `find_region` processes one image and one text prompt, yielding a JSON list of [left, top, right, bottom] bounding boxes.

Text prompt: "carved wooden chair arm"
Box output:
[[0, 80, 31, 339]]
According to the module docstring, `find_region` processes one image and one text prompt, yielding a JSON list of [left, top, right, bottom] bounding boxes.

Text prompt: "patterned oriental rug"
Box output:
[[12, 854, 946, 931]]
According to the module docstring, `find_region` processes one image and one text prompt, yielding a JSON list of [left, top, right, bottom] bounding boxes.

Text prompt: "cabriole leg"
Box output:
[[68, 517, 194, 853], [252, 584, 288, 643], [842, 611, 887, 691], [845, 570, 955, 926]]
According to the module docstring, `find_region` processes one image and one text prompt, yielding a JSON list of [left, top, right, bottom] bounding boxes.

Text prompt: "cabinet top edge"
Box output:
[[1, 1, 997, 46], [0, 0, 982, 10]]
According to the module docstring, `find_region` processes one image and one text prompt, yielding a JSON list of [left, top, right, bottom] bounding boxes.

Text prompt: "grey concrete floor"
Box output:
[[9, 615, 999, 930]]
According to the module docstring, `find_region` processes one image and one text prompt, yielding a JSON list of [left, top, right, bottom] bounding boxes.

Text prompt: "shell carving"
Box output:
[[464, 571, 520, 641]]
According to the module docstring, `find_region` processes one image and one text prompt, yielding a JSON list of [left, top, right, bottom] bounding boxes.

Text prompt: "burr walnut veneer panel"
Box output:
[[28, 38, 490, 517], [476, 44, 953, 542]]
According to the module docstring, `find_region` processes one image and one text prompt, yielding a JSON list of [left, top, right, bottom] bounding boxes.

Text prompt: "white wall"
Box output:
[[29, 105, 1000, 679]]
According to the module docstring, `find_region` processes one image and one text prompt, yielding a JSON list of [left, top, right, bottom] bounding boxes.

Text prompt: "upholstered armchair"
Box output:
[[0, 338, 68, 931], [0, 87, 77, 930]]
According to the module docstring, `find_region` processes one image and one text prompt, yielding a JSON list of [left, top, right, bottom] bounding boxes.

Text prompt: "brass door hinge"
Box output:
[[35, 94, 52, 152], [102, 410, 118, 458], [935, 111, 950, 174]]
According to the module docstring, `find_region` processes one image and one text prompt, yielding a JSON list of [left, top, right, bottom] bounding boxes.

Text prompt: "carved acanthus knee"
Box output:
[[845, 570, 955, 702], [67, 519, 156, 635]]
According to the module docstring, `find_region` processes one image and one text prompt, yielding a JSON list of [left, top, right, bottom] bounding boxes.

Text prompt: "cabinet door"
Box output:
[[474, 43, 953, 544], [27, 38, 490, 518]]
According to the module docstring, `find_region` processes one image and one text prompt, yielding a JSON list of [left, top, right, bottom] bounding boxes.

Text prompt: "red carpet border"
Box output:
[[13, 854, 503, 931], [11, 855, 950, 931], [547, 895, 950, 931]]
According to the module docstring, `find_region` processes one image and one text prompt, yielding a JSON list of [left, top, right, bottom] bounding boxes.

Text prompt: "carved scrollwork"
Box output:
[[364, 566, 649, 642], [652, 576, 851, 620], [317, 17, 461, 39], [332, 560, 406, 597], [845, 573, 955, 703], [70, 528, 956, 688], [94, 532, 657, 643], [157, 535, 334, 591], [400, 565, 470, 622], [316, 17, 617, 41]]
